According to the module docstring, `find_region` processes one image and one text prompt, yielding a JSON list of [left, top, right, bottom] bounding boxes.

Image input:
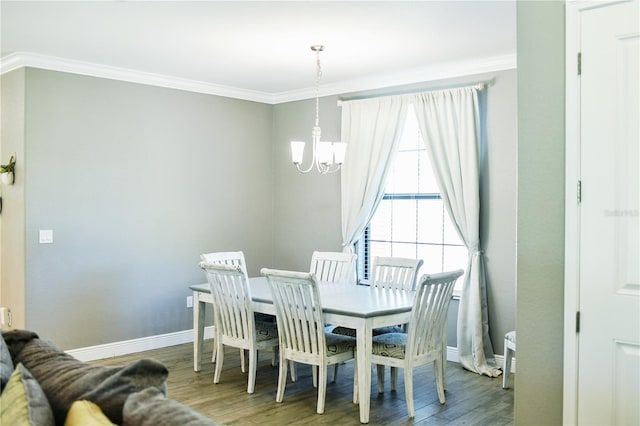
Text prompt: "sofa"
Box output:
[[0, 329, 218, 425]]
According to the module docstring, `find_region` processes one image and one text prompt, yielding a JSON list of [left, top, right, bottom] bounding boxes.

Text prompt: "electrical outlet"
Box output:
[[0, 307, 11, 327], [186, 296, 193, 308], [39, 229, 53, 244]]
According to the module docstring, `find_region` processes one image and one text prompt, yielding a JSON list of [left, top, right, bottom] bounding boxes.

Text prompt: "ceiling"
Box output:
[[0, 1, 516, 103]]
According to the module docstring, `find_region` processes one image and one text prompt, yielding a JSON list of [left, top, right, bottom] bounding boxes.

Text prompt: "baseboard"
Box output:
[[68, 329, 513, 374], [67, 326, 215, 362], [446, 347, 515, 373]]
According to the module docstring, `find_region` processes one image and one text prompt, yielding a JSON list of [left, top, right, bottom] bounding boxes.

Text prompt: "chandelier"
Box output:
[[291, 45, 346, 174]]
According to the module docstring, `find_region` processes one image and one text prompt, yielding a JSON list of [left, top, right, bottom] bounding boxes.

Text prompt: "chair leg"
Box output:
[[404, 367, 415, 418], [353, 360, 358, 404], [317, 364, 327, 414], [434, 357, 446, 404], [271, 348, 277, 367], [376, 364, 385, 394], [312, 365, 318, 388], [503, 343, 514, 389], [276, 352, 288, 403], [213, 343, 224, 384], [247, 349, 257, 394], [240, 349, 246, 373], [442, 342, 447, 389], [331, 363, 339, 383], [290, 361, 297, 382], [390, 366, 398, 391]]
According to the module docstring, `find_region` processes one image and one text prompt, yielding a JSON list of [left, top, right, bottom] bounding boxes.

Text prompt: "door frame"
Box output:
[[563, 1, 635, 424]]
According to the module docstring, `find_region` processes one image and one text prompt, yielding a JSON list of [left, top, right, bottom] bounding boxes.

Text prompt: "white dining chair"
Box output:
[[261, 268, 357, 414], [200, 251, 276, 367], [309, 251, 357, 381], [502, 330, 516, 388], [332, 256, 423, 339], [369, 256, 424, 291], [349, 256, 425, 388], [365, 269, 463, 418], [200, 262, 279, 394], [200, 251, 247, 273], [309, 251, 357, 284]]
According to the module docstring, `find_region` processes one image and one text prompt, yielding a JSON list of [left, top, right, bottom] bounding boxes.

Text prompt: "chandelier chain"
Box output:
[[315, 48, 322, 127]]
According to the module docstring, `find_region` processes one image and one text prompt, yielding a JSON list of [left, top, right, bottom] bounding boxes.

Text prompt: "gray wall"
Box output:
[[1, 66, 517, 359], [272, 69, 517, 354], [19, 68, 274, 349], [516, 1, 565, 424]]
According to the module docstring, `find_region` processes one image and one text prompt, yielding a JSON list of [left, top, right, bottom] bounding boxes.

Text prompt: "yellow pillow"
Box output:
[[0, 363, 54, 426], [64, 400, 115, 426]]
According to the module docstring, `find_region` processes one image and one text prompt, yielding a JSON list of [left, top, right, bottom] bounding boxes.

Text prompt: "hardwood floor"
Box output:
[[94, 341, 514, 425]]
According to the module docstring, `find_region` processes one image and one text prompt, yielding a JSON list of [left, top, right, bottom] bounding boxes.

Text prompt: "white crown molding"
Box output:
[[1, 51, 516, 105], [273, 53, 517, 103], [0, 52, 275, 104]]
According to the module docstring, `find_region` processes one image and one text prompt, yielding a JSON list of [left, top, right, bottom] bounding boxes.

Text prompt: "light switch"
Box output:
[[39, 229, 53, 244]]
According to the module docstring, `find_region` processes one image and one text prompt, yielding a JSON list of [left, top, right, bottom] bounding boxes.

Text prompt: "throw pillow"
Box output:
[[123, 387, 218, 426], [0, 363, 55, 426], [64, 400, 115, 426], [10, 337, 168, 425], [0, 332, 14, 392]]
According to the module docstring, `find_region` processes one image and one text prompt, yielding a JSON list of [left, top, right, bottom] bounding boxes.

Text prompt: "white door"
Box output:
[[578, 1, 639, 424]]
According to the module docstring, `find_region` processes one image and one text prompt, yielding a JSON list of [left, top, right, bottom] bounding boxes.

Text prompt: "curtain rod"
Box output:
[[336, 78, 495, 106]]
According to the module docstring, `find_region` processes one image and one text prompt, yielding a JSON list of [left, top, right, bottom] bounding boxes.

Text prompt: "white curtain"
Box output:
[[411, 85, 500, 377], [340, 95, 409, 251]]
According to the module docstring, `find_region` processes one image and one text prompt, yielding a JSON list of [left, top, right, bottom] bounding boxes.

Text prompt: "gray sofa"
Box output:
[[0, 329, 218, 425]]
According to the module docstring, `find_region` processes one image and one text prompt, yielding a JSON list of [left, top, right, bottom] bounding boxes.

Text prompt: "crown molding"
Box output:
[[0, 52, 275, 104], [1, 51, 516, 105], [272, 53, 517, 103]]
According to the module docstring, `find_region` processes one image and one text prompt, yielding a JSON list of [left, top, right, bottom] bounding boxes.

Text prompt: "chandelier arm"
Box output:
[[318, 163, 342, 174], [295, 147, 316, 173]]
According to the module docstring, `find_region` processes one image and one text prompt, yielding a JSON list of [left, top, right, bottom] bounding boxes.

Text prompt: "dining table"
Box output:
[[190, 276, 415, 424]]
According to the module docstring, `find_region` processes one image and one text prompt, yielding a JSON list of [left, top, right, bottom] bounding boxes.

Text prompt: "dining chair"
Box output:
[[260, 268, 357, 414], [502, 330, 516, 388], [332, 256, 424, 338], [365, 269, 463, 418], [200, 251, 247, 273], [309, 250, 357, 381], [333, 256, 425, 386], [369, 256, 424, 291], [200, 262, 279, 394], [200, 251, 276, 367], [309, 251, 357, 284]]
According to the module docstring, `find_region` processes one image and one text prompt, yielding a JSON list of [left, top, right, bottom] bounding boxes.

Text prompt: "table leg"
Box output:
[[193, 290, 205, 372], [357, 320, 373, 423]]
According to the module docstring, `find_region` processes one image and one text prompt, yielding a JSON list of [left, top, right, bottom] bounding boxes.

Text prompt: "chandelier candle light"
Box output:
[[291, 45, 347, 174]]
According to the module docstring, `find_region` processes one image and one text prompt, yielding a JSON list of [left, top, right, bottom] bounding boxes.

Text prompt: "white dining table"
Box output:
[[190, 276, 414, 424]]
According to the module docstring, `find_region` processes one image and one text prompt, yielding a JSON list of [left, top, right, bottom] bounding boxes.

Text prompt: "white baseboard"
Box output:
[[67, 326, 215, 362], [446, 347, 515, 373], [68, 328, 513, 374]]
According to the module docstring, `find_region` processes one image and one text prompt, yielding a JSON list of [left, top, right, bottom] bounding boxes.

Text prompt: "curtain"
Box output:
[[411, 85, 500, 377], [340, 95, 409, 252]]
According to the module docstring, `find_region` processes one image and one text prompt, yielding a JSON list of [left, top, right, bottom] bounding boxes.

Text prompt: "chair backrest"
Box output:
[[200, 251, 248, 277], [261, 268, 326, 364], [309, 251, 356, 283], [407, 269, 464, 359], [370, 256, 424, 291], [200, 262, 256, 344]]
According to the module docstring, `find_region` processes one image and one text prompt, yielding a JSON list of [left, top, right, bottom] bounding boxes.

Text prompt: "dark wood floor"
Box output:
[[94, 340, 513, 425]]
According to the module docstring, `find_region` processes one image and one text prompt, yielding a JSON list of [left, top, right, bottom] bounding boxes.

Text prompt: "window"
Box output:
[[357, 106, 467, 289]]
